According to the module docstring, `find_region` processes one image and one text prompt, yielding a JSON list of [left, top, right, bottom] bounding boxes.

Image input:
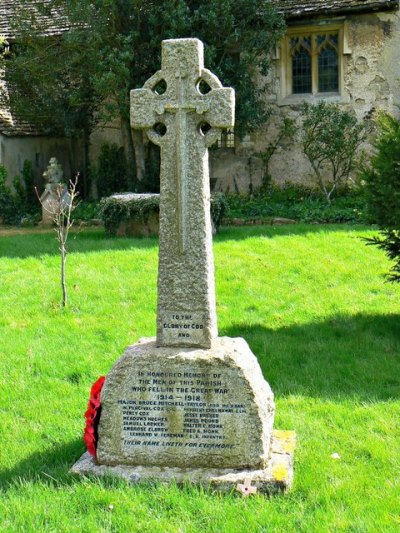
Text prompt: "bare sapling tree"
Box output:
[[37, 174, 80, 307]]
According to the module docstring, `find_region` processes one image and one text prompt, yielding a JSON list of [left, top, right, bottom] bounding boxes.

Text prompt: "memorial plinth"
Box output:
[[96, 337, 274, 469], [71, 38, 295, 494]]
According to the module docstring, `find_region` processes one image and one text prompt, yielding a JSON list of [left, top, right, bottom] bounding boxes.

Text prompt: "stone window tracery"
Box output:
[[278, 22, 350, 104], [217, 128, 235, 149], [290, 32, 339, 95]]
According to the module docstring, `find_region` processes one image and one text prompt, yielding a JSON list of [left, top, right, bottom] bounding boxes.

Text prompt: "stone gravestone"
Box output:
[[39, 157, 70, 226], [72, 38, 295, 492]]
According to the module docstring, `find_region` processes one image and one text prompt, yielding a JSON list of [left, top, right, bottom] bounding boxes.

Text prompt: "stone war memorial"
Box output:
[[71, 38, 295, 493]]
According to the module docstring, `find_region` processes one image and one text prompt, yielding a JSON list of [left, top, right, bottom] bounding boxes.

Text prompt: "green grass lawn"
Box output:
[[0, 224, 399, 532]]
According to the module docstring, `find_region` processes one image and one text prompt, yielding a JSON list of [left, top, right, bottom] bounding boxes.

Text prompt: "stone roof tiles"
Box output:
[[0, 1, 68, 136], [274, 0, 399, 19], [0, 0, 69, 40], [0, 76, 46, 136], [1, 1, 399, 38]]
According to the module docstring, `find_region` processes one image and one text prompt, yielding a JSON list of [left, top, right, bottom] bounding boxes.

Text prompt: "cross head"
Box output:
[[131, 38, 234, 254]]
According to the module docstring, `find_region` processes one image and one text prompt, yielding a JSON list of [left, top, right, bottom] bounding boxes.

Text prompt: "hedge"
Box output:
[[100, 192, 228, 236]]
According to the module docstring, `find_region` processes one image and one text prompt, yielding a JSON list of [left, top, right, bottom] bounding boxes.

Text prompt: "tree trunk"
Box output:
[[83, 125, 91, 199], [311, 161, 331, 205], [121, 115, 140, 190], [61, 245, 67, 307], [132, 128, 146, 188]]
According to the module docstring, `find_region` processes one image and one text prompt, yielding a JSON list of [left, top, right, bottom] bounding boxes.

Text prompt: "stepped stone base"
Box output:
[[72, 335, 296, 495], [71, 430, 295, 495]]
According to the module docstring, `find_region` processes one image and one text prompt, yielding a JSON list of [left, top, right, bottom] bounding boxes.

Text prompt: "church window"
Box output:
[[217, 128, 235, 149], [290, 32, 339, 95], [278, 22, 350, 103]]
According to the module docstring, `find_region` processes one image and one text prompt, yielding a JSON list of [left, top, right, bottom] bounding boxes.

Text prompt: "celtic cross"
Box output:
[[130, 38, 234, 348]]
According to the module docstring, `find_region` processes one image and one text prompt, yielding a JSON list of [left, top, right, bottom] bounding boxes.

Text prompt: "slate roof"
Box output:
[[1, 1, 399, 39], [0, 1, 68, 136], [0, 0, 68, 40], [274, 0, 399, 19], [0, 76, 46, 136]]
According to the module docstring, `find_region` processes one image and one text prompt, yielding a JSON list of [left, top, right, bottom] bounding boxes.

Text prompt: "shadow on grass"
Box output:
[[0, 439, 87, 488], [0, 224, 375, 259], [0, 229, 158, 259], [222, 313, 400, 401], [216, 223, 373, 242]]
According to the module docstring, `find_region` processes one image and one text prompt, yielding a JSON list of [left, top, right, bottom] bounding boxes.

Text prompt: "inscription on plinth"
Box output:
[[119, 366, 243, 452], [96, 338, 275, 470]]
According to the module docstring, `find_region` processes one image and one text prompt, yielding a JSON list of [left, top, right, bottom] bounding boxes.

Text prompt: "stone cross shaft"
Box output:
[[130, 38, 234, 349]]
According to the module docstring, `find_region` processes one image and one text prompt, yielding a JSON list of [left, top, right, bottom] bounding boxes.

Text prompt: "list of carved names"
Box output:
[[118, 368, 247, 450]]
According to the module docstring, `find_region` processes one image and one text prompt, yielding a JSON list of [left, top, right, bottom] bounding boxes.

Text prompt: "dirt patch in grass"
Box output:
[[0, 224, 101, 237], [0, 225, 54, 237]]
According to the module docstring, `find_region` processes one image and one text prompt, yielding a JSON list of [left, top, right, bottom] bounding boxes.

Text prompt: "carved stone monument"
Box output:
[[130, 38, 233, 350], [71, 39, 295, 493], [39, 157, 70, 226]]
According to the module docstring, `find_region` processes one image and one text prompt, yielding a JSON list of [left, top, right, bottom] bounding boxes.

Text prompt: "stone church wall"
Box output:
[[211, 11, 400, 193]]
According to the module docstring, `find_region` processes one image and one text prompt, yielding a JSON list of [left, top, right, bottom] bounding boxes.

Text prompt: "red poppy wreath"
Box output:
[[83, 376, 106, 458]]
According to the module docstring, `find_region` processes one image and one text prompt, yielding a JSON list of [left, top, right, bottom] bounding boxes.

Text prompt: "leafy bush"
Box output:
[[361, 112, 400, 281], [100, 194, 159, 236], [0, 161, 41, 225], [226, 184, 366, 224], [93, 144, 128, 197], [256, 116, 296, 189], [100, 192, 228, 236], [13, 160, 38, 214], [300, 102, 365, 204], [210, 192, 229, 230], [0, 165, 18, 224], [73, 201, 100, 221], [139, 143, 160, 194]]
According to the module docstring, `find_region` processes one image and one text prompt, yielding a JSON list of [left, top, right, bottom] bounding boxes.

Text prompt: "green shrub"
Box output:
[[100, 192, 228, 236], [361, 112, 400, 281], [255, 116, 296, 189], [210, 192, 229, 230], [300, 101, 365, 204], [13, 160, 37, 214], [12, 175, 27, 208], [225, 184, 366, 224], [0, 165, 18, 224], [100, 194, 160, 236], [73, 201, 100, 221], [0, 162, 41, 225], [93, 144, 128, 197], [139, 143, 160, 194]]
